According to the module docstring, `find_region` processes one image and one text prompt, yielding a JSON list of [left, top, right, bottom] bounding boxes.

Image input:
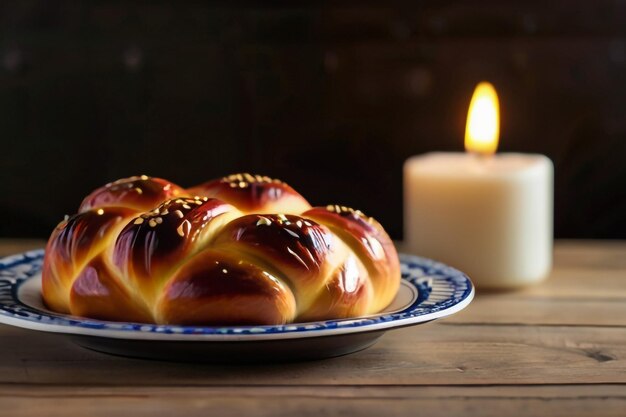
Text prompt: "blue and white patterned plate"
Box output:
[[0, 250, 473, 362]]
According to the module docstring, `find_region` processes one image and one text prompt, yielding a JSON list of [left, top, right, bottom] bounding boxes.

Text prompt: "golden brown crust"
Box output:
[[42, 207, 136, 313], [303, 206, 401, 312], [112, 197, 240, 303], [157, 249, 296, 325], [69, 255, 152, 322], [297, 256, 373, 322], [188, 173, 311, 214], [42, 174, 400, 325], [79, 176, 185, 213]]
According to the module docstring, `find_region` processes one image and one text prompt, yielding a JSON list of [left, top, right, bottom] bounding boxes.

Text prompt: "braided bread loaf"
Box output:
[[42, 174, 400, 325]]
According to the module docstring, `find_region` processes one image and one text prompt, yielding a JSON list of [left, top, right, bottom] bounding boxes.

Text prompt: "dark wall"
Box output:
[[1, 1, 626, 239]]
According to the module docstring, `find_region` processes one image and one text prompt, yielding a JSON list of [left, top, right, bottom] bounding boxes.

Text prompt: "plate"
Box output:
[[0, 250, 474, 362]]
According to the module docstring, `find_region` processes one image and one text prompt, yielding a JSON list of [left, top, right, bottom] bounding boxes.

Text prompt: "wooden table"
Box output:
[[1, 239, 625, 416]]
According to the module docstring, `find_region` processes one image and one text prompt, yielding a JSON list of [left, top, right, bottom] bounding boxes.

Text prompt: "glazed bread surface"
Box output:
[[42, 174, 401, 325]]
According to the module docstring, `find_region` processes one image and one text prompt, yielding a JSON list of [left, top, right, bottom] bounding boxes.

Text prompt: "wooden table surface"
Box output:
[[1, 239, 625, 416]]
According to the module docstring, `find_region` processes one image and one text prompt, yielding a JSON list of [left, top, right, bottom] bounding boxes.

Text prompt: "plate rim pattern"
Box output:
[[0, 249, 474, 341]]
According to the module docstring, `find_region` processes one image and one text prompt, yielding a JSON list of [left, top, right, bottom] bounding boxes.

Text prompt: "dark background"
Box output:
[[1, 1, 625, 239]]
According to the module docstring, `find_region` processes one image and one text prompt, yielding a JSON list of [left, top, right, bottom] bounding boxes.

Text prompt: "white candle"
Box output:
[[404, 83, 553, 289]]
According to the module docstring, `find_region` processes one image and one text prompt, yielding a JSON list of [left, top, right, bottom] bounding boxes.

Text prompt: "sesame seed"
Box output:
[[326, 205, 334, 212], [134, 218, 144, 225], [256, 216, 272, 226], [182, 204, 191, 209], [296, 220, 303, 228], [149, 219, 157, 227], [174, 210, 184, 218], [96, 209, 104, 215], [222, 268, 228, 274], [134, 187, 143, 194], [177, 220, 191, 237], [155, 217, 163, 224], [140, 175, 149, 180], [64, 214, 69, 221]]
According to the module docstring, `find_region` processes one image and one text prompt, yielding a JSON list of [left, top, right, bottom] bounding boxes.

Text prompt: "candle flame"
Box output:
[[465, 82, 500, 155]]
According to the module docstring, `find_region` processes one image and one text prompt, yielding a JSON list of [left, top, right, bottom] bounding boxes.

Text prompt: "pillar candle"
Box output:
[[403, 82, 553, 289]]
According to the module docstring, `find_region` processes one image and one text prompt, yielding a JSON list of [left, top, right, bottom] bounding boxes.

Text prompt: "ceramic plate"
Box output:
[[0, 250, 473, 362]]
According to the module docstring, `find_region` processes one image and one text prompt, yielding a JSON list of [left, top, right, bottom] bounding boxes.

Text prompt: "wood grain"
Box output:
[[2, 385, 626, 417], [0, 239, 625, 416], [0, 323, 624, 386]]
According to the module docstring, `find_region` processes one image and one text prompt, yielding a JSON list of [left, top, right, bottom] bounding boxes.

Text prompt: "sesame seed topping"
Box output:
[[140, 175, 149, 180], [222, 173, 283, 187], [155, 217, 163, 224], [96, 209, 104, 215], [174, 210, 184, 218], [64, 215, 69, 221], [148, 219, 157, 227], [134, 187, 143, 194], [256, 216, 272, 226], [134, 218, 144, 225], [177, 220, 191, 237], [222, 268, 228, 274], [296, 220, 303, 228], [182, 204, 191, 210]]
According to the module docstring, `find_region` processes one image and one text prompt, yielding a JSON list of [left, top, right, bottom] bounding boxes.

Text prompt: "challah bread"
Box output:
[[42, 174, 400, 325]]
